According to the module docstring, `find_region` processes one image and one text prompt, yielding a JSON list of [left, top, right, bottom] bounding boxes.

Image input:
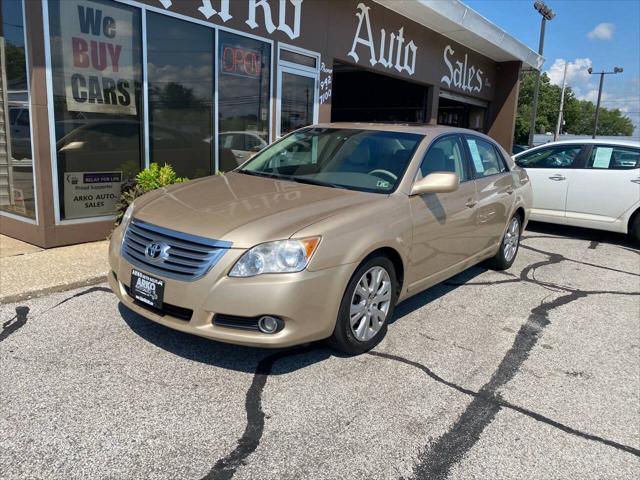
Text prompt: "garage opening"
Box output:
[[437, 90, 488, 132], [331, 61, 428, 123]]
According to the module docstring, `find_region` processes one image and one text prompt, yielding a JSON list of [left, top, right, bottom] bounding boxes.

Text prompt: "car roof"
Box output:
[[531, 138, 640, 148], [312, 122, 485, 138]]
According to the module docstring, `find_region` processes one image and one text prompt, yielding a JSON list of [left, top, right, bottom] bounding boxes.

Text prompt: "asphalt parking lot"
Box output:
[[1, 223, 639, 480]]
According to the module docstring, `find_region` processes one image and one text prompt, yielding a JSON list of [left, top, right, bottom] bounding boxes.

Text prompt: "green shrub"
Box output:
[[115, 163, 187, 225]]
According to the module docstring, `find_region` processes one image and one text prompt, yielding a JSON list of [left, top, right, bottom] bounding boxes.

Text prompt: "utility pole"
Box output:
[[588, 66, 623, 138], [554, 61, 568, 141], [528, 1, 556, 148]]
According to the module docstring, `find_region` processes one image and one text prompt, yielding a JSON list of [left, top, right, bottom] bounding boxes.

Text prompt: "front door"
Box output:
[[514, 144, 585, 222], [277, 65, 318, 138], [408, 134, 479, 291]]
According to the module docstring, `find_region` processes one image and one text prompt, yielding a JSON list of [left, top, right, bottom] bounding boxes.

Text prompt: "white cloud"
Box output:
[[587, 22, 615, 40], [546, 58, 592, 86]]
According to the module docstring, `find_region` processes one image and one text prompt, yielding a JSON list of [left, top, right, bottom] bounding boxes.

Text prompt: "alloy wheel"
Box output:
[[349, 266, 392, 342], [503, 216, 520, 262]]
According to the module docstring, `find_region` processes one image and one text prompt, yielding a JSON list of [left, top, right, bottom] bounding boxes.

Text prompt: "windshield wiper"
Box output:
[[288, 177, 340, 189], [238, 170, 341, 189], [237, 170, 286, 180]]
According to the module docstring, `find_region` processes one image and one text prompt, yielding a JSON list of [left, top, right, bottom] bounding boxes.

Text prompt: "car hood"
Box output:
[[133, 172, 377, 248]]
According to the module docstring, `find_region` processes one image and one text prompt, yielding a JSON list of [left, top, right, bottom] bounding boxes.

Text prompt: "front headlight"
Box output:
[[121, 202, 134, 228], [229, 237, 321, 277]]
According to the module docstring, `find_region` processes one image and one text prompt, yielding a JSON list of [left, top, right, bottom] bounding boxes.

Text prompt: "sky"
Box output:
[[464, 0, 640, 135]]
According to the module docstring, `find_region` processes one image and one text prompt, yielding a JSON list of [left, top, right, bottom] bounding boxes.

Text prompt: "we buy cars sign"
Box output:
[[60, 0, 136, 115]]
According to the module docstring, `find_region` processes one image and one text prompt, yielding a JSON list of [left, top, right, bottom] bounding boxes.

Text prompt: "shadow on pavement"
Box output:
[[119, 302, 336, 374], [525, 221, 637, 249], [390, 265, 488, 325], [119, 265, 490, 370]]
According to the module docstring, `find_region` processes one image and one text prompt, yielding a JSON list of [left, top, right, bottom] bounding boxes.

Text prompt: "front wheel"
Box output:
[[328, 257, 397, 355], [486, 214, 521, 270]]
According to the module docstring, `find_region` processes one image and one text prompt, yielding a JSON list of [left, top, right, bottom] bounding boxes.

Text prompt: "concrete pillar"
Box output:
[[425, 85, 440, 125], [487, 61, 522, 153]]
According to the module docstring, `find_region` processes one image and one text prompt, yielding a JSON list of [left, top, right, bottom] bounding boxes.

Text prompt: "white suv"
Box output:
[[513, 139, 640, 241]]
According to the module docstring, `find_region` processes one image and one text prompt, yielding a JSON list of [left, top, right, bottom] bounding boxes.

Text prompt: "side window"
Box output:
[[420, 135, 470, 182], [244, 134, 261, 151], [220, 134, 233, 149], [465, 137, 507, 177], [492, 145, 510, 172], [231, 134, 246, 151], [515, 145, 582, 169], [588, 146, 640, 170]]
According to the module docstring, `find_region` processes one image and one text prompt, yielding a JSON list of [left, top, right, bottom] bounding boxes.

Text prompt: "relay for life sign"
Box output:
[[64, 172, 122, 219], [60, 0, 136, 115]]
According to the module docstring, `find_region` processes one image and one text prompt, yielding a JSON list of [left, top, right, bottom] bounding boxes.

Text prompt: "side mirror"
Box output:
[[59, 140, 86, 152], [410, 172, 459, 196]]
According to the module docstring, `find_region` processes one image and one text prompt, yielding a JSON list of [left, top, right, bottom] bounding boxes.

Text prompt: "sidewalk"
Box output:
[[0, 235, 109, 303]]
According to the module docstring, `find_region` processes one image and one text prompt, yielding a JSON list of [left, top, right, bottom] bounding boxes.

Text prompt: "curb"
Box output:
[[0, 275, 109, 304]]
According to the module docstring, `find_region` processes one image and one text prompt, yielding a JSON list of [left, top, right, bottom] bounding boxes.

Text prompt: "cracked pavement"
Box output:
[[1, 224, 639, 480]]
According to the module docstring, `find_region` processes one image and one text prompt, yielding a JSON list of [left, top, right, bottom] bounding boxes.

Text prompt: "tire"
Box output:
[[328, 256, 397, 355], [486, 213, 522, 270], [630, 214, 640, 244]]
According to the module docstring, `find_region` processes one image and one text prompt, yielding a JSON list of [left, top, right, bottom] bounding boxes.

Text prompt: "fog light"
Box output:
[[258, 315, 281, 334]]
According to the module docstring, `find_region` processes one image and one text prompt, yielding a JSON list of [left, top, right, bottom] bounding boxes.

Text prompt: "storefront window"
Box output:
[[147, 13, 214, 179], [279, 70, 316, 135], [218, 32, 270, 172], [48, 0, 143, 220], [0, 0, 36, 219]]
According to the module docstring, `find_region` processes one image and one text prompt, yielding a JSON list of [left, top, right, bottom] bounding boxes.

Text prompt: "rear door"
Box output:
[[514, 144, 585, 223], [565, 144, 640, 227], [463, 135, 514, 248]]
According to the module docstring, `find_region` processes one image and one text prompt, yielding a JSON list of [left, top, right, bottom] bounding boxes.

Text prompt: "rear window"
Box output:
[[587, 146, 640, 170]]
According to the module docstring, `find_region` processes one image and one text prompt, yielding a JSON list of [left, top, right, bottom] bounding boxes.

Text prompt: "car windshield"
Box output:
[[238, 128, 423, 193]]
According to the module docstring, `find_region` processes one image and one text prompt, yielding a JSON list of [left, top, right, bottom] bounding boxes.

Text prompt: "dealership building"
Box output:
[[0, 0, 542, 247]]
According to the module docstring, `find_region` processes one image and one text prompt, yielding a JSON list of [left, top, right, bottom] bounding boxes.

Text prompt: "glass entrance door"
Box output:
[[277, 66, 318, 137]]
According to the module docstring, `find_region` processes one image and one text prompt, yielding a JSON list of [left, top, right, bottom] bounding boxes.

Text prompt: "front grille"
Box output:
[[123, 285, 193, 321], [121, 219, 232, 281]]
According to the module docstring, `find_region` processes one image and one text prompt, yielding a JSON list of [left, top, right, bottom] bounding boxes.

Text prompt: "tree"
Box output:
[[514, 72, 634, 144]]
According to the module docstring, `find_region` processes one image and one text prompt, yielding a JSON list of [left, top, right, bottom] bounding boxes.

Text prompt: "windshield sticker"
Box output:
[[593, 147, 613, 168], [376, 180, 390, 188], [466, 139, 484, 172]]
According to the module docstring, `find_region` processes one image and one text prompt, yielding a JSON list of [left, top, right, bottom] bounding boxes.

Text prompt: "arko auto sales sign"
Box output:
[[63, 171, 122, 219], [60, 0, 136, 115]]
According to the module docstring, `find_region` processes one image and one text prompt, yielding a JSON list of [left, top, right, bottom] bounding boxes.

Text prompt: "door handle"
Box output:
[[631, 178, 640, 185], [548, 174, 566, 181], [506, 186, 514, 195], [465, 199, 477, 208]]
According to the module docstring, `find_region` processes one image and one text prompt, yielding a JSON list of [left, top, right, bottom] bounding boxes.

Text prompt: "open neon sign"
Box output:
[[221, 44, 262, 78]]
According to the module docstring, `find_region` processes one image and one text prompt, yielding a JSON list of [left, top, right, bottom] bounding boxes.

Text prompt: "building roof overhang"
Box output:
[[373, 0, 545, 70]]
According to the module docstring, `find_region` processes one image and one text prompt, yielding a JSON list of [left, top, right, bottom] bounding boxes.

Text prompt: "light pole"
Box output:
[[553, 61, 568, 141], [528, 0, 555, 148], [587, 66, 623, 138]]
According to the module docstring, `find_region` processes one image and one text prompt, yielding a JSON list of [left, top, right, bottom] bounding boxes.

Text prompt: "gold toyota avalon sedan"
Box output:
[[109, 123, 531, 354]]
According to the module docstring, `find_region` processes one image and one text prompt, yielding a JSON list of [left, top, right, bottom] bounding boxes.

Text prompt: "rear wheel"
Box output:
[[486, 214, 521, 270], [328, 257, 397, 355]]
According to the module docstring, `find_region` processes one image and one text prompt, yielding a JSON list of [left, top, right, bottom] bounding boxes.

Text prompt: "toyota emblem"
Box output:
[[145, 241, 170, 262]]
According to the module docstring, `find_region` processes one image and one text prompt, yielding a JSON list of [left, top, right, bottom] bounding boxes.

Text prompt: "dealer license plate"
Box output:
[[130, 269, 165, 309]]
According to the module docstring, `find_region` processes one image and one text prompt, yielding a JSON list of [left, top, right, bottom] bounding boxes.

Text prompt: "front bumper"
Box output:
[[109, 226, 355, 348]]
